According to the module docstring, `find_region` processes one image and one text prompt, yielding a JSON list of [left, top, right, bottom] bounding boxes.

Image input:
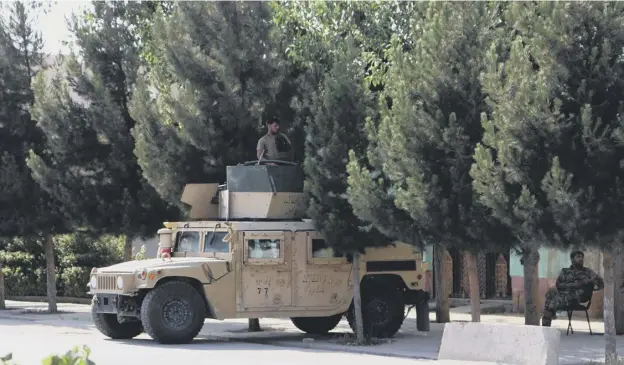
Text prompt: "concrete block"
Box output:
[[438, 322, 560, 365]]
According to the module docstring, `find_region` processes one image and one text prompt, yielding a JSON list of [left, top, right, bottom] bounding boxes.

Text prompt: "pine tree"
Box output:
[[347, 1, 514, 323], [534, 3, 624, 363], [470, 3, 568, 327], [130, 2, 292, 206], [472, 4, 624, 352], [28, 1, 179, 261], [0, 1, 69, 312], [304, 41, 393, 340]]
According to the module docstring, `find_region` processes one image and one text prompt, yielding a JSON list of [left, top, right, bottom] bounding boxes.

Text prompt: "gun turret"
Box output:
[[181, 160, 307, 220]]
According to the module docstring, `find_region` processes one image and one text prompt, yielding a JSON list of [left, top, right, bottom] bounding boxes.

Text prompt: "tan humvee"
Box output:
[[88, 160, 430, 344]]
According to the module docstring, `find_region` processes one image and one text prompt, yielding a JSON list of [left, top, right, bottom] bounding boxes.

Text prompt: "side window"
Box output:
[[204, 231, 229, 253], [311, 238, 342, 258], [176, 231, 200, 253], [248, 238, 281, 259]]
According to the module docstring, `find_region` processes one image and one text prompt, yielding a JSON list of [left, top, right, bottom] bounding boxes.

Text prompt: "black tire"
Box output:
[[140, 280, 207, 344], [347, 285, 405, 338], [291, 313, 343, 334], [91, 300, 143, 340]]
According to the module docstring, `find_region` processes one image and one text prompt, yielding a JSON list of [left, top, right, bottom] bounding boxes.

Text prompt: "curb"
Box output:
[[7, 296, 92, 305], [198, 332, 440, 360], [246, 338, 439, 360]]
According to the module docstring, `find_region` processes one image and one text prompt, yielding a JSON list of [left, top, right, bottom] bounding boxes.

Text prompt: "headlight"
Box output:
[[116, 276, 124, 290], [90, 276, 97, 289]]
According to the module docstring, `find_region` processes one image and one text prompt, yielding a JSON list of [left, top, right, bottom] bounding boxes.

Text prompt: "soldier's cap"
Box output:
[[570, 250, 584, 260]]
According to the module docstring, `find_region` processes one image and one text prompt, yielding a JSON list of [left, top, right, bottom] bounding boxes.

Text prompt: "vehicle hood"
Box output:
[[96, 257, 226, 274]]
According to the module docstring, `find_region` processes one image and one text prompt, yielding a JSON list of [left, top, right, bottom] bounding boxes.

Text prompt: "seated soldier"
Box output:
[[541, 250, 604, 327], [256, 117, 293, 162]]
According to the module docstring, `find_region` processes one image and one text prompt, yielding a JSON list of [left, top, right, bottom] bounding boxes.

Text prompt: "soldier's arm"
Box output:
[[256, 138, 265, 160], [590, 269, 604, 290]]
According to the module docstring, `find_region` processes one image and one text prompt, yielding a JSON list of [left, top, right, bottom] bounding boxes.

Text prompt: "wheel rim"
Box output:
[[162, 299, 193, 330], [366, 298, 391, 327]]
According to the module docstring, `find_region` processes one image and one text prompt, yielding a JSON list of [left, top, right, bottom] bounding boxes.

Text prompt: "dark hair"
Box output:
[[267, 117, 280, 125], [570, 250, 584, 260]]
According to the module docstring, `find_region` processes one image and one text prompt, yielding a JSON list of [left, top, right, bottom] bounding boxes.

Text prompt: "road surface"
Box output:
[[0, 314, 495, 365]]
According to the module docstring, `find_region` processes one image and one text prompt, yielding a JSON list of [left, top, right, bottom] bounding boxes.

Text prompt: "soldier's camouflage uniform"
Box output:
[[543, 265, 604, 320]]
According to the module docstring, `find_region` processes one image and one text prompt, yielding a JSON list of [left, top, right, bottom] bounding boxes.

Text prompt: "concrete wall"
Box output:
[[510, 247, 604, 319]]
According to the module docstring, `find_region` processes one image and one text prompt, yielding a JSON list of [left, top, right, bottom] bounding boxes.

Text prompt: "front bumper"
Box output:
[[92, 293, 142, 317], [92, 293, 119, 314]]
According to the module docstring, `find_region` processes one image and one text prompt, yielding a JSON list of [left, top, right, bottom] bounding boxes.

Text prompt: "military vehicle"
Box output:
[[88, 159, 430, 344]]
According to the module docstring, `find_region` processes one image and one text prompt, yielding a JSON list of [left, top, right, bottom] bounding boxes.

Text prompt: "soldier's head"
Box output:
[[570, 250, 584, 267], [267, 117, 280, 135]]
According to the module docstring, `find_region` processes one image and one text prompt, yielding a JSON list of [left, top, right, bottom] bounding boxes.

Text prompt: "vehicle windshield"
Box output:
[[204, 231, 229, 253]]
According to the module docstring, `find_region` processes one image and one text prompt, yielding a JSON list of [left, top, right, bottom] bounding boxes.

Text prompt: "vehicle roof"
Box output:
[[163, 219, 316, 232]]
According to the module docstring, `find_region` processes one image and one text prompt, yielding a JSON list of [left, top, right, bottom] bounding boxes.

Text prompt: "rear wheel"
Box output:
[[140, 281, 207, 344], [347, 285, 405, 338], [291, 313, 343, 334], [91, 301, 143, 340]]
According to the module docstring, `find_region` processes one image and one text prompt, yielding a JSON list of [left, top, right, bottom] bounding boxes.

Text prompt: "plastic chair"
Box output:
[[564, 287, 593, 335]]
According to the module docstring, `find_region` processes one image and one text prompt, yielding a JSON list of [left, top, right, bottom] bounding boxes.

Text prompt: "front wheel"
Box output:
[[91, 302, 143, 339], [347, 287, 405, 338], [291, 313, 343, 334], [140, 281, 207, 344]]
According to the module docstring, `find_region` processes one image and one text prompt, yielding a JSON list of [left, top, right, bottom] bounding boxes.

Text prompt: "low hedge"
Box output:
[[0, 233, 126, 298]]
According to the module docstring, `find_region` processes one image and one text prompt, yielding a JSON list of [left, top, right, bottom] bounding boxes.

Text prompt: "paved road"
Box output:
[[0, 300, 615, 365], [0, 315, 496, 365]]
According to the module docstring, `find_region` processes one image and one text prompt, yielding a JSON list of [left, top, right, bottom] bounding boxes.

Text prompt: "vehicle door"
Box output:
[[237, 230, 293, 311], [292, 230, 351, 309]]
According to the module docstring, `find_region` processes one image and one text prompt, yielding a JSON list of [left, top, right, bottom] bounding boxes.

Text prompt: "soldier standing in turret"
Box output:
[[541, 250, 604, 327], [256, 117, 293, 162]]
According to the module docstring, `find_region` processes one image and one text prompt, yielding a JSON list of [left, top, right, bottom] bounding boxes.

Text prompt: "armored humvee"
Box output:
[[88, 160, 430, 344]]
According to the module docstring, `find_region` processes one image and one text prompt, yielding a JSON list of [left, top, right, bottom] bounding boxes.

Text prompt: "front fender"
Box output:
[[134, 261, 232, 289]]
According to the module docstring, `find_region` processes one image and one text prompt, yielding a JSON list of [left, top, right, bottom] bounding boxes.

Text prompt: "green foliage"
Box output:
[[303, 40, 390, 253], [0, 234, 123, 298], [41, 345, 95, 365], [27, 1, 179, 241], [536, 2, 624, 248], [1, 345, 96, 365], [56, 233, 123, 297], [271, 0, 424, 85], [130, 2, 294, 206], [0, 236, 46, 296], [0, 1, 68, 238], [0, 352, 16, 365], [134, 244, 147, 261], [471, 2, 624, 250], [347, 2, 512, 250]]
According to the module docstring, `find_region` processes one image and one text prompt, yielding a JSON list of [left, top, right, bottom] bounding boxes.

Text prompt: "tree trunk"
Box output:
[[44, 234, 57, 313], [248, 318, 260, 332], [465, 251, 480, 322], [0, 261, 5, 310], [613, 244, 624, 335], [434, 243, 451, 323], [604, 250, 618, 365], [521, 247, 540, 325], [352, 251, 365, 342], [123, 235, 133, 261]]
